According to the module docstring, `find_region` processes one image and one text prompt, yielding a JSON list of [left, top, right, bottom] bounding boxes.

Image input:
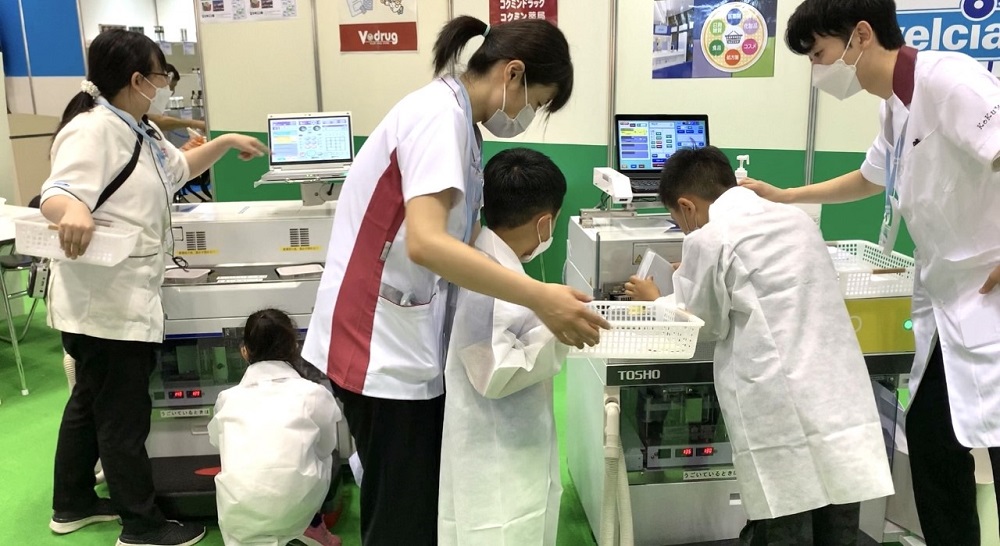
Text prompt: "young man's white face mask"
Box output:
[[811, 29, 864, 100]]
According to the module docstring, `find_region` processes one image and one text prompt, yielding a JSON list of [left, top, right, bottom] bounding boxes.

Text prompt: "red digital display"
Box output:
[[168, 390, 185, 399], [677, 448, 694, 457], [697, 447, 715, 457], [187, 390, 203, 399]]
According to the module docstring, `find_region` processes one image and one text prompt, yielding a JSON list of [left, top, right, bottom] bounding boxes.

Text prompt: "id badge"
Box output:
[[878, 196, 901, 255]]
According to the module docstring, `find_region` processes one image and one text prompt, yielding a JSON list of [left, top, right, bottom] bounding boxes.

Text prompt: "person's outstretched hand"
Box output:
[[532, 284, 610, 348], [739, 178, 789, 203]]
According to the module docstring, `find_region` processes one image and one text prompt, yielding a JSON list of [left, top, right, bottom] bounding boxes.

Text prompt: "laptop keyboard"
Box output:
[[630, 179, 660, 194]]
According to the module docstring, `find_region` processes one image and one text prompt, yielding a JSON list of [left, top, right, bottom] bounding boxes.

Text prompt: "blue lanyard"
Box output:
[[442, 76, 484, 243], [884, 117, 909, 205], [97, 98, 169, 174]]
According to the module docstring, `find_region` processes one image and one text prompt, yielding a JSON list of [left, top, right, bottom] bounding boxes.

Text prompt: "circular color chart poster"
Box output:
[[701, 3, 769, 73]]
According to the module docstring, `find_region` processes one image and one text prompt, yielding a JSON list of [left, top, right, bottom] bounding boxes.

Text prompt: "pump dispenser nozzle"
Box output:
[[735, 154, 750, 182]]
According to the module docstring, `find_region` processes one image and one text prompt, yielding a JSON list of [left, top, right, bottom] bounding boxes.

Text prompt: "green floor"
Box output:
[[0, 305, 598, 546]]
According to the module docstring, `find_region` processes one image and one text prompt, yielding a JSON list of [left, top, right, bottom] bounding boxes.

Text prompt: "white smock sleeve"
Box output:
[[457, 295, 569, 400], [672, 227, 732, 342], [41, 119, 119, 209], [207, 390, 228, 448], [935, 72, 1000, 171], [309, 386, 342, 456], [397, 105, 470, 203], [859, 101, 891, 186]]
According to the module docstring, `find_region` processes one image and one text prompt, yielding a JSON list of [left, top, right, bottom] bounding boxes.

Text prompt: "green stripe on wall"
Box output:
[[210, 131, 914, 283]]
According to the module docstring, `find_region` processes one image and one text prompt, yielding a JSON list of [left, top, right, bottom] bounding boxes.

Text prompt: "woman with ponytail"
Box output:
[[301, 15, 608, 545], [42, 29, 266, 546]]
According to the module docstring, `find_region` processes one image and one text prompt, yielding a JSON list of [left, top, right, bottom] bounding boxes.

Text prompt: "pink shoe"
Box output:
[[299, 524, 342, 546]]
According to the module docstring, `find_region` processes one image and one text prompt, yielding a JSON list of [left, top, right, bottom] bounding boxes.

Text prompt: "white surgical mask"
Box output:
[[811, 30, 864, 100], [141, 77, 172, 115], [483, 76, 535, 139], [521, 216, 554, 263]]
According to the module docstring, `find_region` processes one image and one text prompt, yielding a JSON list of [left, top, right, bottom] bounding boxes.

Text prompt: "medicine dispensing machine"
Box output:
[[565, 169, 920, 545], [146, 201, 351, 518]]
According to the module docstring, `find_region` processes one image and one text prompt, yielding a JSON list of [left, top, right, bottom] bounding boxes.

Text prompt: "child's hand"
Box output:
[[625, 275, 661, 301]]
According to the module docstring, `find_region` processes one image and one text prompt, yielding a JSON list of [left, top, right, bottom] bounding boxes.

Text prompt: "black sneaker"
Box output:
[[116, 521, 206, 546], [50, 498, 120, 534]]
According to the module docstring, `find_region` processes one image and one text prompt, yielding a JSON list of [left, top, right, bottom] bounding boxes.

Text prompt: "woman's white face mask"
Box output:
[[483, 76, 536, 139], [140, 76, 172, 115], [811, 29, 864, 100]]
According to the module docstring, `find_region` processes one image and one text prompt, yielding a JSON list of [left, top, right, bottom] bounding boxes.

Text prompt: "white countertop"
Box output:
[[0, 204, 38, 244]]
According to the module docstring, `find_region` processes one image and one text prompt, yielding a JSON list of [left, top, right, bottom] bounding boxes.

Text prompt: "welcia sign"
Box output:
[[897, 1, 1000, 62]]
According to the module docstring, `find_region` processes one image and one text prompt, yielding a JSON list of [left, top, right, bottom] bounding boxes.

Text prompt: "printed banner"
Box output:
[[653, 0, 777, 79], [489, 0, 557, 26], [340, 0, 418, 52], [896, 0, 1000, 73]]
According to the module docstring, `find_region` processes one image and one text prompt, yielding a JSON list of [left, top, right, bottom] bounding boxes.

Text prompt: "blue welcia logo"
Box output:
[[898, 1, 1000, 61]]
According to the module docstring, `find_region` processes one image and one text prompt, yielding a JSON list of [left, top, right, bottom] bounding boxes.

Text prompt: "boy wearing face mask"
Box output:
[[629, 146, 893, 545], [438, 148, 568, 546], [740, 2, 1000, 543]]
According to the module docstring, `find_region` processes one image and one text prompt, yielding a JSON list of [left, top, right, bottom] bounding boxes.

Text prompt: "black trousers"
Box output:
[[906, 341, 1000, 545], [54, 333, 166, 535], [740, 503, 861, 546], [331, 381, 445, 546]]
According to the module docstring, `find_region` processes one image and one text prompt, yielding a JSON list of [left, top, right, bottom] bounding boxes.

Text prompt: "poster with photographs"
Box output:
[[199, 0, 247, 23], [248, 0, 298, 21]]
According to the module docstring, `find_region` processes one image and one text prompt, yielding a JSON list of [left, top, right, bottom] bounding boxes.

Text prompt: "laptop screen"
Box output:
[[615, 115, 709, 175], [268, 114, 353, 166]]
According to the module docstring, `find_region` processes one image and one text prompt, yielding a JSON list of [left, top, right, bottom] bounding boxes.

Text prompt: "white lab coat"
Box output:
[[438, 228, 569, 546], [861, 51, 1000, 447], [208, 361, 340, 546], [40, 103, 190, 343], [673, 187, 894, 521]]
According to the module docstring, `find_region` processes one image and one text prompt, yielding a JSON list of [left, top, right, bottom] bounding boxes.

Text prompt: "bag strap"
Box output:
[[93, 131, 142, 212]]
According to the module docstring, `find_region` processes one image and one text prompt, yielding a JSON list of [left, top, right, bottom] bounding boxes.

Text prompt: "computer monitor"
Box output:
[[614, 114, 710, 179], [267, 112, 354, 167]]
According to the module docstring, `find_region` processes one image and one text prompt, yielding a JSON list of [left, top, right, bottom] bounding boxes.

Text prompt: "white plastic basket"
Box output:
[[571, 300, 704, 360], [828, 240, 914, 299], [14, 214, 141, 267]]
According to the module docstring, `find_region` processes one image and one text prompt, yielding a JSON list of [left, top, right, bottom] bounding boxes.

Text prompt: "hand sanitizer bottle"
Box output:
[[735, 155, 750, 182]]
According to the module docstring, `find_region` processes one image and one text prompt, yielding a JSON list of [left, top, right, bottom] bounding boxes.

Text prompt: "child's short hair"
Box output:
[[483, 148, 566, 230], [658, 146, 737, 209], [243, 309, 299, 364]]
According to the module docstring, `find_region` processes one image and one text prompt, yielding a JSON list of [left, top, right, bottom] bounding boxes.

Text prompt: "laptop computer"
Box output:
[[613, 114, 710, 195], [261, 112, 355, 181]]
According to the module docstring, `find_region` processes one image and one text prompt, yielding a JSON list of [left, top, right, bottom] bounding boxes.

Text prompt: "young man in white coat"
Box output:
[[740, 1, 1000, 542], [438, 148, 569, 546], [628, 146, 894, 544]]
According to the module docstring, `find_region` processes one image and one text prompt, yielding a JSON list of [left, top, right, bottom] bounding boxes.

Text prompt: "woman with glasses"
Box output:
[[39, 29, 266, 546]]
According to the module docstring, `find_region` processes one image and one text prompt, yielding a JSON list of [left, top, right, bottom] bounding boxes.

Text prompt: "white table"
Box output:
[[0, 204, 37, 245]]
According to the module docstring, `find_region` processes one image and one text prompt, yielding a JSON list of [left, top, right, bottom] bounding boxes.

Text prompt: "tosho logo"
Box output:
[[897, 2, 1000, 61], [618, 369, 661, 382], [358, 30, 399, 46]]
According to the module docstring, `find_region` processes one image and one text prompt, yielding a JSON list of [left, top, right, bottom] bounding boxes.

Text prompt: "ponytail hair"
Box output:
[[56, 29, 166, 136], [242, 308, 301, 364], [433, 16, 574, 113]]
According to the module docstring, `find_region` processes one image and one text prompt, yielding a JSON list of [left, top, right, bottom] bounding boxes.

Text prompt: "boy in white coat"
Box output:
[[208, 309, 342, 546], [626, 146, 894, 544], [438, 148, 569, 546]]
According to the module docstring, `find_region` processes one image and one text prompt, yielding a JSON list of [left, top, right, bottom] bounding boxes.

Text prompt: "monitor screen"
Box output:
[[268, 115, 353, 165], [616, 116, 708, 173]]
